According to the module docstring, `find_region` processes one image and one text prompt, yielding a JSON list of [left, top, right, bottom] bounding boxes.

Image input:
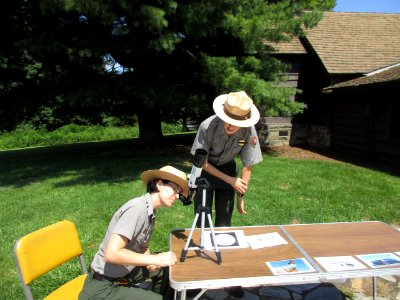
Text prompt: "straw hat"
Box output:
[[140, 166, 189, 197], [213, 91, 260, 127]]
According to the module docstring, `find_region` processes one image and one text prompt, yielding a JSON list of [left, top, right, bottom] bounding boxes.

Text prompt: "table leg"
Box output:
[[193, 289, 207, 300], [373, 276, 376, 300], [174, 289, 187, 300], [174, 288, 207, 300]]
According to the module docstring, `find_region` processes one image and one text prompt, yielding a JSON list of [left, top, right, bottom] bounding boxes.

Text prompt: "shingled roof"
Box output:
[[323, 63, 400, 92], [304, 12, 400, 75], [269, 38, 307, 54]]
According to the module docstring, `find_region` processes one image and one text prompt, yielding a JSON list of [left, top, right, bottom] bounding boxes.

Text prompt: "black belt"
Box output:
[[91, 268, 142, 286], [91, 270, 120, 282], [209, 160, 235, 169]]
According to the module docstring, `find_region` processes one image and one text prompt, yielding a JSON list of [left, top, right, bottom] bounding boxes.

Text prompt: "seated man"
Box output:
[[79, 165, 189, 300]]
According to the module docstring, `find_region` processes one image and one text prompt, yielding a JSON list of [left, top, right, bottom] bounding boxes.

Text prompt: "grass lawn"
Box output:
[[1, 134, 399, 299]]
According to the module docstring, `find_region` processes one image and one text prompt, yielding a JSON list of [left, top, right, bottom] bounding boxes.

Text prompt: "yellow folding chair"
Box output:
[[14, 220, 88, 300]]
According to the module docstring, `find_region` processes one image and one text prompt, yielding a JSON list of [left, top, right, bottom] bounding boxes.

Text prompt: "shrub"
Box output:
[[0, 122, 183, 150]]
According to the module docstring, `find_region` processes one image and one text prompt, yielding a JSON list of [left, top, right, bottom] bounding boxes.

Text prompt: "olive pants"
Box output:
[[194, 160, 237, 227], [78, 267, 173, 300]]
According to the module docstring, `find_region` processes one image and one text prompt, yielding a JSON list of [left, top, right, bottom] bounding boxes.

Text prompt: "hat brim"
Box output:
[[213, 94, 260, 127], [140, 170, 189, 197]]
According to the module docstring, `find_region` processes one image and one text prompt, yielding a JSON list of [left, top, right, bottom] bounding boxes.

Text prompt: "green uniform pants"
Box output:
[[194, 160, 237, 227], [78, 267, 173, 300]]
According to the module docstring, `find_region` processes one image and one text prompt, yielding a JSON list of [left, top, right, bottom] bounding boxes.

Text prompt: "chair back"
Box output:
[[14, 220, 87, 299]]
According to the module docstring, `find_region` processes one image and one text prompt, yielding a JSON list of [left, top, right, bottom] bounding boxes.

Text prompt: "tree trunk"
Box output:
[[137, 107, 164, 147]]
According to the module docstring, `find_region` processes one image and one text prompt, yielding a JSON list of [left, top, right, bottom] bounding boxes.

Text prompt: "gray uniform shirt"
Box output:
[[91, 193, 155, 278], [191, 115, 263, 167]]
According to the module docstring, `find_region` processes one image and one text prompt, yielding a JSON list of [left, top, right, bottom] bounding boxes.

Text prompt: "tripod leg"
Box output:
[[180, 213, 200, 262], [206, 213, 222, 265]]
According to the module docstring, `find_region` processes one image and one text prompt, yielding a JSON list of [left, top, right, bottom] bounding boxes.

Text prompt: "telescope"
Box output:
[[180, 149, 208, 205], [179, 148, 221, 264]]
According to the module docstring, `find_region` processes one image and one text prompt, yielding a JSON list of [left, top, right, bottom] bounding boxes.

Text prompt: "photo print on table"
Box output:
[[356, 253, 400, 268], [266, 258, 316, 275]]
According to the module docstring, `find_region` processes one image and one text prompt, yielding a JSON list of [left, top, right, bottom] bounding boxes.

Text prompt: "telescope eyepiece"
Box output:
[[179, 195, 192, 205], [182, 149, 208, 206], [192, 149, 207, 167]]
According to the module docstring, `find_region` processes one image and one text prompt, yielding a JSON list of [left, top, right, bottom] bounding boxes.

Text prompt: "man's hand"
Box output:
[[237, 196, 247, 214]]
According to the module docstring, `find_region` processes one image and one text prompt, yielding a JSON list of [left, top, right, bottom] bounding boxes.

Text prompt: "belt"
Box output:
[[92, 270, 119, 282], [209, 160, 235, 169], [91, 269, 132, 286]]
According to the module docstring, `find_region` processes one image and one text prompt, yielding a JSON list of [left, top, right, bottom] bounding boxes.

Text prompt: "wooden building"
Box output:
[[271, 12, 400, 168], [323, 64, 400, 167]]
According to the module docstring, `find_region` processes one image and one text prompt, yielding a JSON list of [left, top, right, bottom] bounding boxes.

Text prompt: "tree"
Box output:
[[0, 0, 336, 145]]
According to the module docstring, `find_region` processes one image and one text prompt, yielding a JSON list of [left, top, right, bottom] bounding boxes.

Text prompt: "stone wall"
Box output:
[[257, 117, 293, 148], [257, 117, 331, 149], [290, 124, 331, 149]]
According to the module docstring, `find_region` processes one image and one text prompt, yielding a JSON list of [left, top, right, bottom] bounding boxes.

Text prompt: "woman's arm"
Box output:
[[237, 166, 252, 214], [203, 160, 248, 194], [104, 233, 176, 267]]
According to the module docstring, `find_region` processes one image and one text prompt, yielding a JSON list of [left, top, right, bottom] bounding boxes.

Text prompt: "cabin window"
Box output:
[[279, 130, 289, 137], [390, 100, 400, 139]]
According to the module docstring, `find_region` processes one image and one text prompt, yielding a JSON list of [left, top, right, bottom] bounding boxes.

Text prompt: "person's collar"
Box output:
[[216, 117, 226, 135], [216, 116, 244, 137], [144, 193, 155, 215]]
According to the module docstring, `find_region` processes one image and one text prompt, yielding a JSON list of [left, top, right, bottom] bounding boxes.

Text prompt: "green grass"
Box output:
[[1, 135, 399, 299], [0, 122, 184, 150]]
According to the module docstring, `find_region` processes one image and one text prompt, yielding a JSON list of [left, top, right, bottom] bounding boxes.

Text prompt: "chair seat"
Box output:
[[44, 274, 87, 300]]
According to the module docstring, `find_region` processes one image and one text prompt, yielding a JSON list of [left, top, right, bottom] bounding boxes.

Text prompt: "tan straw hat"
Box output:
[[213, 91, 260, 127], [140, 165, 189, 197]]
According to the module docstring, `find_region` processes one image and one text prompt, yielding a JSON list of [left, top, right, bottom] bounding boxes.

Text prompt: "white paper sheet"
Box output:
[[315, 256, 368, 271], [246, 232, 288, 249], [204, 230, 249, 250]]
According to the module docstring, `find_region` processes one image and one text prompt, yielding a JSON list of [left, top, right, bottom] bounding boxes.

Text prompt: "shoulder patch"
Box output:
[[251, 136, 257, 147]]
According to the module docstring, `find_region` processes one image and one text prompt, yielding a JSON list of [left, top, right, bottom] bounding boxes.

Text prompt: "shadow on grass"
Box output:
[[0, 133, 196, 188], [265, 144, 400, 177], [3, 132, 397, 190]]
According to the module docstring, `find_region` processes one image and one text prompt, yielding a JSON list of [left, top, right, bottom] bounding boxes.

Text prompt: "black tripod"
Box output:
[[180, 177, 222, 264]]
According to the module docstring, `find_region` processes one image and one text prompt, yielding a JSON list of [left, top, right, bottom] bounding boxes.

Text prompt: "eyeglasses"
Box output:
[[161, 180, 182, 195]]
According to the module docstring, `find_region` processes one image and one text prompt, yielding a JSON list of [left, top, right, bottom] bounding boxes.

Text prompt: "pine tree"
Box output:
[[0, 0, 335, 145]]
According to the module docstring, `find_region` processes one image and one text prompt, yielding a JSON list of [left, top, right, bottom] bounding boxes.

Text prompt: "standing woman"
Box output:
[[191, 91, 263, 227]]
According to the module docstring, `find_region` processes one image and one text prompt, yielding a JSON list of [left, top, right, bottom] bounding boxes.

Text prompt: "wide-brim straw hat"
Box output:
[[213, 91, 260, 127], [140, 165, 189, 197]]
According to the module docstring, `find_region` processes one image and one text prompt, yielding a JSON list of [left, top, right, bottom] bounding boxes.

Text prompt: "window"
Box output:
[[390, 100, 400, 139], [279, 130, 289, 137]]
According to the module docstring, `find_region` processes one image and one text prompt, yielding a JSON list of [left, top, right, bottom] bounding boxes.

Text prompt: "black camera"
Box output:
[[180, 149, 208, 205]]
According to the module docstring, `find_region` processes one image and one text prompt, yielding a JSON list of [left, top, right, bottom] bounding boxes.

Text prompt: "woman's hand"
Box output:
[[147, 264, 159, 272], [232, 177, 248, 194], [237, 196, 247, 214], [155, 251, 177, 267]]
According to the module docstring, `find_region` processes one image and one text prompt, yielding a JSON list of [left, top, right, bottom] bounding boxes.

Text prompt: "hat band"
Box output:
[[223, 106, 252, 121]]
